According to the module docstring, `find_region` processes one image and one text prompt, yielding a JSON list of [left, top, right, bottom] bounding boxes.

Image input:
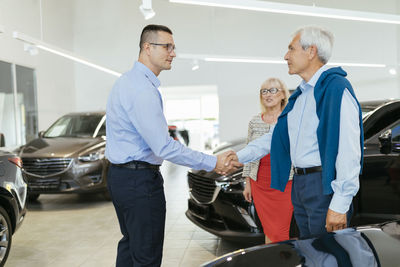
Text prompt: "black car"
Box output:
[[17, 112, 109, 201], [0, 147, 27, 265], [202, 220, 400, 267], [186, 100, 400, 243]]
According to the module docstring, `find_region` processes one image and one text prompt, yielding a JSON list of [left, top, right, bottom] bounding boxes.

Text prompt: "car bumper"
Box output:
[[186, 210, 264, 243], [186, 197, 264, 243], [24, 159, 108, 194]]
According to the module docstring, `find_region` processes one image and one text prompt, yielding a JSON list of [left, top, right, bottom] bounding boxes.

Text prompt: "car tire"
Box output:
[[103, 190, 111, 201], [27, 193, 40, 202], [0, 206, 12, 267]]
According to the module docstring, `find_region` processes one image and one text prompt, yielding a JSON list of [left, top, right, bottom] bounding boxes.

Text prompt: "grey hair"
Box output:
[[293, 26, 334, 64]]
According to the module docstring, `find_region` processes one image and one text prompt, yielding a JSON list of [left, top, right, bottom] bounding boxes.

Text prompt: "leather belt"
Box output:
[[114, 160, 160, 171], [293, 166, 322, 175]]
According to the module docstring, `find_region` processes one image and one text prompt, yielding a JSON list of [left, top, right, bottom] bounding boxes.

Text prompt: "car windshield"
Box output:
[[361, 107, 375, 118], [44, 114, 104, 138]]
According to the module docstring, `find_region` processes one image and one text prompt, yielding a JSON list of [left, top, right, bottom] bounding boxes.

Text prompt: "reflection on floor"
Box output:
[[7, 162, 248, 267]]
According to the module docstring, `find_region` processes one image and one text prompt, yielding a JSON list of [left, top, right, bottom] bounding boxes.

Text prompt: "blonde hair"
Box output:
[[259, 78, 290, 114]]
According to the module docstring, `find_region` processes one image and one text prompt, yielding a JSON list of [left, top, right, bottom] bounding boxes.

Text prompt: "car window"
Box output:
[[44, 115, 103, 138], [96, 122, 106, 137], [392, 123, 400, 142], [365, 105, 400, 140]]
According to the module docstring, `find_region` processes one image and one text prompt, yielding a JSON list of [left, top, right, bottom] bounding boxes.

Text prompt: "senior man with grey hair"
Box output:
[[234, 26, 364, 238]]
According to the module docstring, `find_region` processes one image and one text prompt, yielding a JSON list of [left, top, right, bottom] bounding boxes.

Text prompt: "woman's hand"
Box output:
[[243, 177, 252, 203]]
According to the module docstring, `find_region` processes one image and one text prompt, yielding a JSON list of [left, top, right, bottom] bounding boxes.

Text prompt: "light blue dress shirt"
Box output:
[[105, 61, 216, 171], [237, 65, 361, 214]]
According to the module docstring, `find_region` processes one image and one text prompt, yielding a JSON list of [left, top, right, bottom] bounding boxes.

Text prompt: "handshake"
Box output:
[[214, 150, 243, 176]]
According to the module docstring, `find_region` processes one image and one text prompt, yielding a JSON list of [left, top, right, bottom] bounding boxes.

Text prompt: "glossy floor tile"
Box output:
[[7, 162, 248, 267]]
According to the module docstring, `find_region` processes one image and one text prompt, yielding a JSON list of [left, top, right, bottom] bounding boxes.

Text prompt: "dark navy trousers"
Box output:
[[291, 171, 353, 239], [107, 164, 166, 267]]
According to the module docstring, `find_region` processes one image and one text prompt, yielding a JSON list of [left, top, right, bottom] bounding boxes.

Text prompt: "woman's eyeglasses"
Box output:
[[260, 88, 280, 95]]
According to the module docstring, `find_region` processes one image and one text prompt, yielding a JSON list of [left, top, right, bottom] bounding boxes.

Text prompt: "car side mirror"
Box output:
[[38, 131, 45, 138], [0, 133, 5, 147], [378, 129, 392, 154]]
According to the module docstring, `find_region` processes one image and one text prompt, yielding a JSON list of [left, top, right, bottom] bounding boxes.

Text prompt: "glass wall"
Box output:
[[16, 65, 38, 144], [0, 60, 38, 148]]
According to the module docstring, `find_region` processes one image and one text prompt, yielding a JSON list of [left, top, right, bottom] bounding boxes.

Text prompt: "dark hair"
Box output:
[[139, 24, 173, 52]]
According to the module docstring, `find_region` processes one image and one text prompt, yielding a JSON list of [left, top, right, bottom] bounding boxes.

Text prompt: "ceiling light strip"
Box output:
[[13, 31, 122, 77], [170, 0, 400, 25], [178, 55, 385, 68]]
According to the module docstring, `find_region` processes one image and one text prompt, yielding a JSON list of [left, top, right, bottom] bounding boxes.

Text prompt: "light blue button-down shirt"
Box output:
[[237, 65, 361, 213], [105, 61, 216, 171]]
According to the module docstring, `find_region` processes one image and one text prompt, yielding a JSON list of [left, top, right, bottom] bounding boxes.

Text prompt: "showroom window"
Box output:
[[0, 60, 38, 148], [162, 85, 219, 151]]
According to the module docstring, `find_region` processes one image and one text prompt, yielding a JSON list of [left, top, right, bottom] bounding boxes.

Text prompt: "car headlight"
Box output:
[[78, 151, 105, 162]]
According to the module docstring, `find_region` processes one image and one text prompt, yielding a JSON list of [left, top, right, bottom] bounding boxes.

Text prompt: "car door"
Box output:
[[359, 119, 400, 223]]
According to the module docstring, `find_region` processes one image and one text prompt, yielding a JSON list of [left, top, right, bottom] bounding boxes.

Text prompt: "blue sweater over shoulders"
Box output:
[[270, 67, 364, 194]]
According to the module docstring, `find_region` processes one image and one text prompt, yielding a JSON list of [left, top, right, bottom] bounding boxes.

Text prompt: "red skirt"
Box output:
[[250, 154, 293, 242]]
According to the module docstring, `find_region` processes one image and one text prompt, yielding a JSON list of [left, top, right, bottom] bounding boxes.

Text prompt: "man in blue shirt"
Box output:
[[106, 24, 240, 267], [235, 26, 363, 239]]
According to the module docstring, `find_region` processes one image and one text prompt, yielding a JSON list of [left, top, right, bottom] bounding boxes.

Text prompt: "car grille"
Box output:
[[188, 172, 219, 204], [22, 158, 72, 177]]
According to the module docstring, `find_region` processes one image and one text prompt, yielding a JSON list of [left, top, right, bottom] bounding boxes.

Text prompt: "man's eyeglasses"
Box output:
[[149, 43, 176, 53], [260, 88, 281, 95]]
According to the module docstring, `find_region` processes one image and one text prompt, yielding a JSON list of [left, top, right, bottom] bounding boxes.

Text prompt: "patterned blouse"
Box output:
[[242, 113, 293, 181]]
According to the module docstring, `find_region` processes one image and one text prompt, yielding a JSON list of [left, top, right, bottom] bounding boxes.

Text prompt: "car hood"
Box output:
[[19, 137, 105, 158]]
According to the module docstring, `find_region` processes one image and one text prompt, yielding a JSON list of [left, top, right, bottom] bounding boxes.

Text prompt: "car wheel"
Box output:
[[103, 190, 111, 201], [0, 206, 12, 266], [27, 193, 40, 202]]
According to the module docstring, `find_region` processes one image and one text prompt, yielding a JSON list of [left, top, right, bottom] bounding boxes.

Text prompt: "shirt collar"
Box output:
[[299, 64, 330, 92], [133, 61, 161, 88]]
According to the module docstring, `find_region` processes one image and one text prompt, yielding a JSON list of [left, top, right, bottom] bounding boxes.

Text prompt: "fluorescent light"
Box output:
[[170, 0, 400, 25], [13, 31, 122, 77], [205, 57, 285, 64], [178, 54, 386, 68], [327, 62, 386, 68]]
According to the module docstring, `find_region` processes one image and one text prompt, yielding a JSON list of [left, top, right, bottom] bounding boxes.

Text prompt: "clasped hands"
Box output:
[[214, 150, 243, 175]]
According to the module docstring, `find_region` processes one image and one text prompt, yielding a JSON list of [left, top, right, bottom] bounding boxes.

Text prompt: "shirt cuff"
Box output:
[[202, 154, 217, 172], [237, 150, 247, 164], [329, 193, 353, 214]]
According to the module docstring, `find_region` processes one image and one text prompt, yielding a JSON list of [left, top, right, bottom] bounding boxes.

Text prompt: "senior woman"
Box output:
[[242, 78, 293, 244]]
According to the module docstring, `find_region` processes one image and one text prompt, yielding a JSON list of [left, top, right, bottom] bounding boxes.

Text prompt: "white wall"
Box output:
[[0, 0, 76, 131], [2, 0, 400, 143], [71, 0, 400, 141]]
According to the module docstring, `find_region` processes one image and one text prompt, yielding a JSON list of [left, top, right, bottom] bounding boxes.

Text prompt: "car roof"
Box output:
[[64, 111, 106, 116], [360, 99, 400, 110]]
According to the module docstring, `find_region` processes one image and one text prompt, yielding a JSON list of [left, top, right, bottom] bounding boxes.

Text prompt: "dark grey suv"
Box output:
[[0, 147, 27, 265], [18, 112, 109, 201]]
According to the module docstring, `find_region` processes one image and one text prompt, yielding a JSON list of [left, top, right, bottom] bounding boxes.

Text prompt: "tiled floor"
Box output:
[[7, 162, 247, 266]]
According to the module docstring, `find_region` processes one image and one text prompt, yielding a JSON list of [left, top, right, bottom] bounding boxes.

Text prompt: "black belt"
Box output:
[[113, 160, 160, 171], [293, 166, 322, 175]]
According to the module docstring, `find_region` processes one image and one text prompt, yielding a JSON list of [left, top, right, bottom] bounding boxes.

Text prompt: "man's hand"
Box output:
[[325, 208, 347, 232], [214, 150, 243, 175]]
